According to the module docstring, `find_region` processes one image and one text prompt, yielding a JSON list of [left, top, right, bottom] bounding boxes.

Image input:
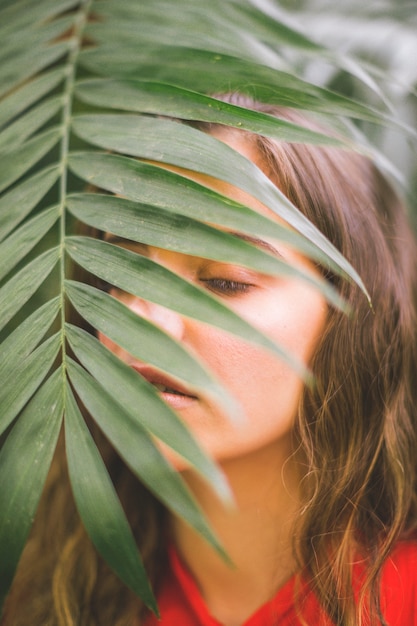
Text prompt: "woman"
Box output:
[[3, 94, 417, 625]]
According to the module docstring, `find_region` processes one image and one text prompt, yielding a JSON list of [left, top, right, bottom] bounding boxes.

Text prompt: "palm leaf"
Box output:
[[0, 248, 60, 333], [0, 334, 61, 438], [66, 154, 340, 265], [66, 354, 230, 551], [70, 114, 370, 296], [75, 79, 344, 146], [64, 381, 158, 612], [0, 298, 60, 381], [0, 369, 64, 604], [65, 279, 245, 410], [0, 0, 414, 613]]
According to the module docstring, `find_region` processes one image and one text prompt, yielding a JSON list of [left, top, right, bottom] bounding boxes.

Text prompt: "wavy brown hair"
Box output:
[[3, 94, 417, 625]]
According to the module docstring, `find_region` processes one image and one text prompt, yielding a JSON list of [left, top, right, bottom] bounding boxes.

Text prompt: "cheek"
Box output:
[[198, 329, 304, 420], [187, 333, 304, 462], [251, 292, 327, 365], [194, 291, 327, 427]]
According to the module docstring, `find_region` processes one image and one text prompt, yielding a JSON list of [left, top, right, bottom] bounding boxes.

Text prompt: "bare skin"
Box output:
[[173, 442, 303, 626], [99, 130, 327, 625]]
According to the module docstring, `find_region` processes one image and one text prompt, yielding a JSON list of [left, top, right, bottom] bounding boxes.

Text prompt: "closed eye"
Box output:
[[200, 278, 253, 296]]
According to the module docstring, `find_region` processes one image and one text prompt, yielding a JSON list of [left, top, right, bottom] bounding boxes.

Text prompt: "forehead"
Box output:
[[151, 127, 282, 224]]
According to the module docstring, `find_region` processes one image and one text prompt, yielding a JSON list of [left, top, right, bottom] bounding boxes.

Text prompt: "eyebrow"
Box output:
[[228, 231, 284, 258], [103, 231, 282, 258]]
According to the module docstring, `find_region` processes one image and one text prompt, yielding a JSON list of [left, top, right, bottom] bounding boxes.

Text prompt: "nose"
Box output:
[[124, 294, 185, 340]]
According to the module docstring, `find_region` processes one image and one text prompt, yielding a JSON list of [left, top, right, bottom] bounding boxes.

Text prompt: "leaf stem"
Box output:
[[58, 0, 92, 382]]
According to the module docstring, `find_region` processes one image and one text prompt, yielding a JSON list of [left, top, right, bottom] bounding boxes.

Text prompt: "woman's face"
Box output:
[[98, 131, 328, 469]]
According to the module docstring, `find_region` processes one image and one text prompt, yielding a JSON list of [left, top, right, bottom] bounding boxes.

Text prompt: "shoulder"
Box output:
[[380, 541, 417, 626]]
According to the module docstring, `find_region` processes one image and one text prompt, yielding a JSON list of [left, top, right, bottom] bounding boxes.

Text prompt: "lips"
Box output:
[[131, 364, 197, 399]]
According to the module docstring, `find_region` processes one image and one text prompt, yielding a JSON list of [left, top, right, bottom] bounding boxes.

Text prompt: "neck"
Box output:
[[171, 440, 301, 626]]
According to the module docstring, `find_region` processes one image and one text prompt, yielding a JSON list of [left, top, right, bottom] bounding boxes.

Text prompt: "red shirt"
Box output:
[[144, 542, 417, 625]]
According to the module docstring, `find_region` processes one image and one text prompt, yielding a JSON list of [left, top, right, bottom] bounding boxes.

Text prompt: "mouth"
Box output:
[[131, 365, 197, 406], [152, 383, 189, 395]]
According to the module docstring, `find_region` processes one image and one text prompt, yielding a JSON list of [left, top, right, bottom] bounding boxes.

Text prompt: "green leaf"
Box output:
[[0, 68, 65, 129], [0, 368, 63, 605], [0, 128, 61, 194], [0, 0, 81, 39], [64, 381, 157, 613], [85, 0, 322, 56], [0, 333, 61, 438], [65, 236, 336, 373], [0, 41, 70, 100], [67, 153, 337, 269], [65, 280, 243, 412], [66, 198, 343, 308], [75, 79, 343, 146], [0, 166, 60, 242], [0, 247, 60, 333], [78, 45, 387, 123], [0, 0, 413, 613], [0, 297, 60, 382], [71, 115, 369, 298], [221, 0, 323, 52], [67, 356, 229, 553], [0, 16, 75, 67], [0, 97, 63, 152], [0, 205, 60, 281], [65, 323, 232, 502]]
